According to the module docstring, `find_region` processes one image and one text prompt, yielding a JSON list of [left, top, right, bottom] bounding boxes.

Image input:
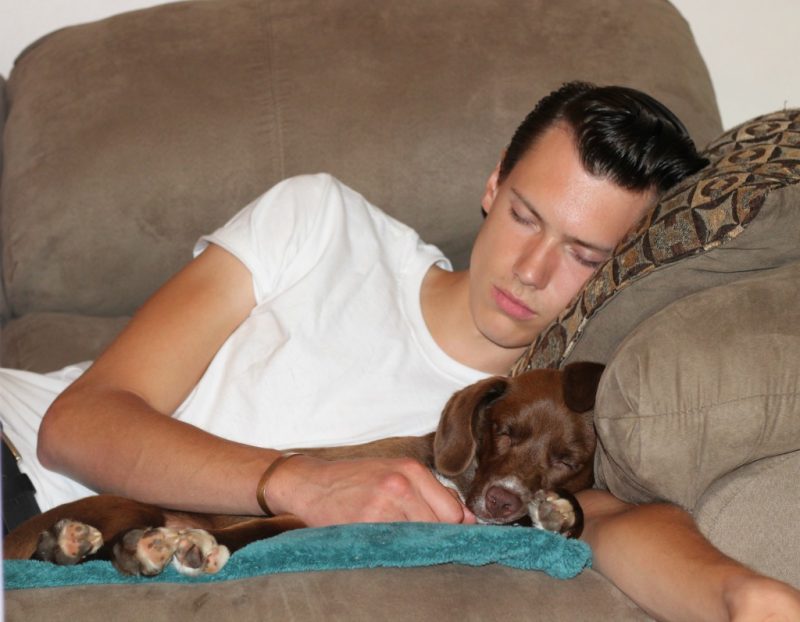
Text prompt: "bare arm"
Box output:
[[38, 244, 472, 524], [577, 489, 800, 622]]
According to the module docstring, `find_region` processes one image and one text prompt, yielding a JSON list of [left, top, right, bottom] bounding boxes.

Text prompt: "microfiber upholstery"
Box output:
[[511, 108, 800, 373], [1, 313, 130, 371], [593, 260, 800, 509]]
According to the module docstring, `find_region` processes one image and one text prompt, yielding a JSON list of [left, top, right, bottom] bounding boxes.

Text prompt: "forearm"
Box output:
[[38, 385, 276, 515], [579, 490, 738, 621], [38, 385, 474, 526], [577, 489, 800, 622]]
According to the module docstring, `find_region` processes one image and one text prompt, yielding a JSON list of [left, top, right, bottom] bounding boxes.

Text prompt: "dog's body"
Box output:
[[4, 363, 604, 577]]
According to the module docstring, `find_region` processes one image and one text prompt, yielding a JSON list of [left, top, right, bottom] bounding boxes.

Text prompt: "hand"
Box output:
[[263, 455, 477, 527]]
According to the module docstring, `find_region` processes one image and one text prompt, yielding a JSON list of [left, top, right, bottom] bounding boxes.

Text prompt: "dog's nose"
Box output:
[[485, 486, 522, 519]]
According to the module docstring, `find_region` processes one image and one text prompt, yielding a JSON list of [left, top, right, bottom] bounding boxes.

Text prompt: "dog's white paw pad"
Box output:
[[171, 529, 230, 576]]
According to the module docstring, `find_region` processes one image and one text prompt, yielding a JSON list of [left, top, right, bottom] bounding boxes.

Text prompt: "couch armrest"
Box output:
[[593, 261, 800, 510]]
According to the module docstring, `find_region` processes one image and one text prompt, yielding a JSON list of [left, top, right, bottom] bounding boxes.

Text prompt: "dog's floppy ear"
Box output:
[[562, 362, 605, 413], [434, 376, 508, 476]]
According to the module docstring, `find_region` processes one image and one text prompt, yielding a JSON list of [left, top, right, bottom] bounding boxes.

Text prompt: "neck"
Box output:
[[420, 266, 528, 375]]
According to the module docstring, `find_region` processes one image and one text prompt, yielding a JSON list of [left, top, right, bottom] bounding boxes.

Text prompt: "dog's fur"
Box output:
[[4, 362, 604, 576]]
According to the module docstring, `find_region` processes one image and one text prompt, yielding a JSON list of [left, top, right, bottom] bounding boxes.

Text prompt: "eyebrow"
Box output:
[[510, 187, 614, 254]]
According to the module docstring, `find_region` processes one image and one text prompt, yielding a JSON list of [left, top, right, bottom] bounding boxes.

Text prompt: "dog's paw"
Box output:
[[527, 490, 583, 538], [111, 527, 230, 577], [112, 527, 180, 576], [35, 518, 104, 565], [170, 528, 230, 577]]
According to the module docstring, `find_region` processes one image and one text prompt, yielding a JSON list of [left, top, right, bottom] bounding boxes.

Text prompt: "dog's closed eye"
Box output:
[[550, 453, 580, 471], [492, 423, 518, 453], [492, 422, 509, 436]]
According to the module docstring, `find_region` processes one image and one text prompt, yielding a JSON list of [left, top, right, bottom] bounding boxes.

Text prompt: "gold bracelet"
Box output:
[[256, 452, 303, 516]]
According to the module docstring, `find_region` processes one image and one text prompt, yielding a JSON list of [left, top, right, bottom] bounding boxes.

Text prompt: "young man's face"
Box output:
[[469, 123, 655, 350]]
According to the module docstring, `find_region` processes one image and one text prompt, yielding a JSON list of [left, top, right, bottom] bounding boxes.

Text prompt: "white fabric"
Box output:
[[0, 364, 95, 512], [0, 174, 488, 511]]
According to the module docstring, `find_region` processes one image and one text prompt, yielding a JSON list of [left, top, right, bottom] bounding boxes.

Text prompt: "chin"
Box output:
[[480, 319, 542, 351]]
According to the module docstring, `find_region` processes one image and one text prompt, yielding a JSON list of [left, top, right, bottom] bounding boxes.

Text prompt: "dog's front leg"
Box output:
[[206, 515, 307, 553]]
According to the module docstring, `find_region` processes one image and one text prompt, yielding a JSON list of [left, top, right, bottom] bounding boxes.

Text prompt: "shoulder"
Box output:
[[262, 173, 412, 240], [265, 173, 362, 208], [267, 172, 337, 200], [251, 173, 372, 226], [253, 173, 337, 218]]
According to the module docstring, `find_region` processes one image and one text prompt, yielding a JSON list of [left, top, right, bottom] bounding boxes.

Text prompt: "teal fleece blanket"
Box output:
[[4, 522, 591, 590]]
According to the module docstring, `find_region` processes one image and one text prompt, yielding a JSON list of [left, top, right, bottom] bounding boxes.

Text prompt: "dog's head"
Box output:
[[433, 362, 604, 524]]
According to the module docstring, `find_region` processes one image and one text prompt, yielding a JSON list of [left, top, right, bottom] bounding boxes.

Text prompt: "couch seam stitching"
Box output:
[[597, 389, 800, 420]]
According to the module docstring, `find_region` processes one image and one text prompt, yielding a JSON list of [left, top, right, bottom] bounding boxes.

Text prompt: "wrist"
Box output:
[[257, 453, 320, 516]]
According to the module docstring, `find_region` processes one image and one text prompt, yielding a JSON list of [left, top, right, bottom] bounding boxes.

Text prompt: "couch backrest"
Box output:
[[0, 0, 722, 320]]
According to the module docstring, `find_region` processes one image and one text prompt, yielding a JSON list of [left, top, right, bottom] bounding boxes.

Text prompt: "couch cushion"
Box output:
[[5, 565, 649, 622], [511, 108, 800, 374], [1, 312, 129, 372], [1, 0, 721, 322], [592, 260, 800, 510]]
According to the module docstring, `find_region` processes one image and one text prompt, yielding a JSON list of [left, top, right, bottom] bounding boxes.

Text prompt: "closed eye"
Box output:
[[492, 423, 513, 453], [568, 245, 607, 269], [510, 204, 536, 227], [552, 455, 580, 471], [493, 422, 510, 436]]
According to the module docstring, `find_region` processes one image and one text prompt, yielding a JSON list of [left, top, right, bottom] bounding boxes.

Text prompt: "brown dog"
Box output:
[[4, 362, 604, 576]]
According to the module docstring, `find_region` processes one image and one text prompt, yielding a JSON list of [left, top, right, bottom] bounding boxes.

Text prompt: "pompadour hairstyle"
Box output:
[[499, 81, 709, 195]]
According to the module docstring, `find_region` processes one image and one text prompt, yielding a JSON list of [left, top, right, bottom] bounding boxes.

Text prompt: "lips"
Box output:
[[492, 286, 535, 321]]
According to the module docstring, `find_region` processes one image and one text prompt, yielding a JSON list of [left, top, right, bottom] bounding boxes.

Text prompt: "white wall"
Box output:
[[670, 0, 800, 128], [1, 0, 799, 130], [0, 0, 178, 75]]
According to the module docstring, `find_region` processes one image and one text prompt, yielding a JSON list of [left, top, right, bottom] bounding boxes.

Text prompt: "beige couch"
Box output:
[[3, 1, 798, 619]]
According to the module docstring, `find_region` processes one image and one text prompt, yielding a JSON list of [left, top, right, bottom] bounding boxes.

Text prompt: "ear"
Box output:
[[480, 161, 502, 215], [561, 362, 605, 413], [434, 376, 508, 476]]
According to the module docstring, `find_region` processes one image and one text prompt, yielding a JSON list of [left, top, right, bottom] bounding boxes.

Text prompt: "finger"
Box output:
[[377, 465, 455, 524], [368, 466, 439, 524], [460, 504, 477, 524], [367, 484, 439, 524], [444, 487, 475, 523], [394, 483, 441, 524], [412, 469, 473, 524], [399, 503, 439, 523]]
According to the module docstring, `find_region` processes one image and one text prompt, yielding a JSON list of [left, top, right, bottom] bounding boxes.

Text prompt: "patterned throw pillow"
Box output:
[[510, 108, 800, 376]]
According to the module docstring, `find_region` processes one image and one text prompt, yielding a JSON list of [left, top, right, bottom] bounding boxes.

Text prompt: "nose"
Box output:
[[513, 235, 558, 290], [485, 486, 523, 520]]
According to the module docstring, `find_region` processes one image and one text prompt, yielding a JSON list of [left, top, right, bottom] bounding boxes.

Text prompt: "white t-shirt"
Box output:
[[0, 174, 488, 511]]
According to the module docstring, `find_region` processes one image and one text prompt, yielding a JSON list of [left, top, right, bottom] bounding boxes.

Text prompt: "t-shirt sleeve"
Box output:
[[194, 174, 336, 304]]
